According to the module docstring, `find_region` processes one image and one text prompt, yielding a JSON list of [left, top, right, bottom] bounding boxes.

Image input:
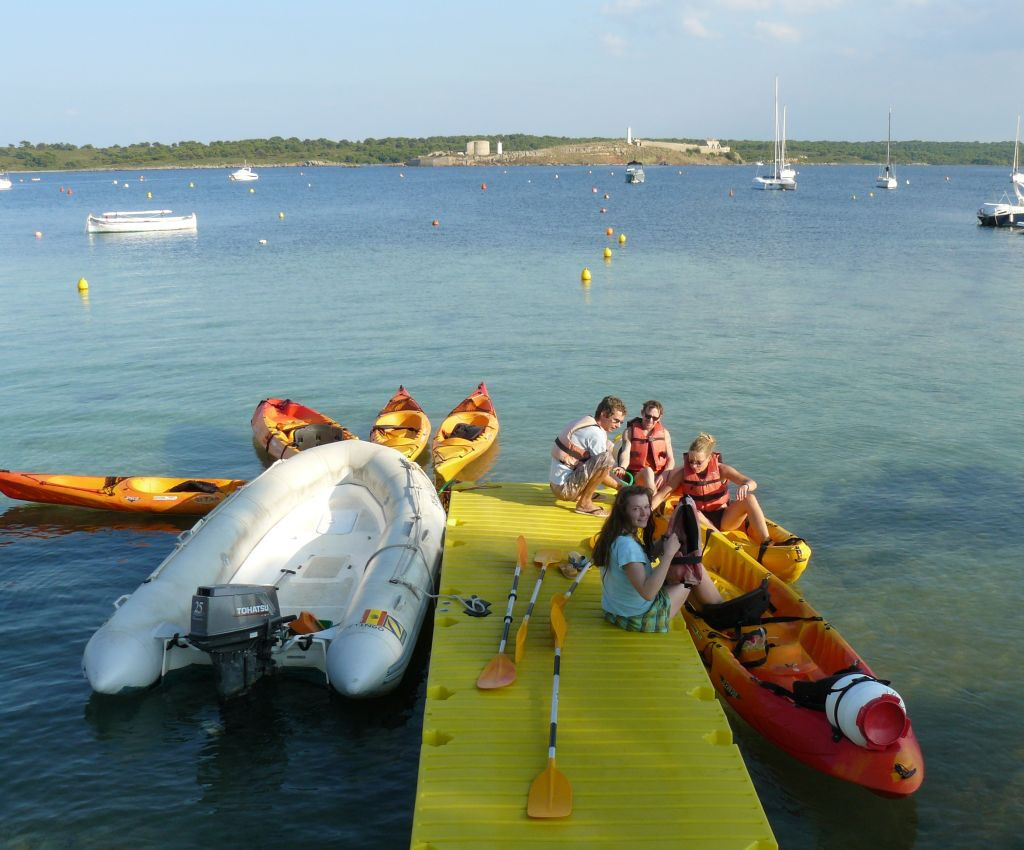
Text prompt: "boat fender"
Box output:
[[823, 673, 909, 750]]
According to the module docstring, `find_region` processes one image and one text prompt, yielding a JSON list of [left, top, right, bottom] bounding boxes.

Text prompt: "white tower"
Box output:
[[497, 140, 503, 155], [627, 126, 632, 145]]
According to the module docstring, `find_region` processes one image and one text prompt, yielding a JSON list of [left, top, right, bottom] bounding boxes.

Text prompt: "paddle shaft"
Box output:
[[547, 645, 562, 759], [561, 560, 592, 602], [496, 562, 522, 653], [520, 566, 548, 627]]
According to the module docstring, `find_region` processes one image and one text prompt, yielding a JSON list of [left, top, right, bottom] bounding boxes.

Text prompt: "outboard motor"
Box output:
[[187, 585, 294, 698]]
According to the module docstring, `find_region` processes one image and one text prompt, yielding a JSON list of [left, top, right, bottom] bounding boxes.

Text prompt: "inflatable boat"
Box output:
[[82, 441, 446, 699], [683, 531, 924, 797]]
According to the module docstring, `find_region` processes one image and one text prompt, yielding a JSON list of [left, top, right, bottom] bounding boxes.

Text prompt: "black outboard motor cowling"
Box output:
[[188, 585, 294, 698]]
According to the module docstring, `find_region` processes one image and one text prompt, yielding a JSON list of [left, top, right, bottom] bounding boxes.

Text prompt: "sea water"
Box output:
[[1, 164, 1021, 848]]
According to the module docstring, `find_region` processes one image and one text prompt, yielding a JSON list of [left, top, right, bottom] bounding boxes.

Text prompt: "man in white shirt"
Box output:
[[549, 396, 629, 517]]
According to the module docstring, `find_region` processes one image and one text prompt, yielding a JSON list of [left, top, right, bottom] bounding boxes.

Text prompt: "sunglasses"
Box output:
[[642, 413, 661, 422]]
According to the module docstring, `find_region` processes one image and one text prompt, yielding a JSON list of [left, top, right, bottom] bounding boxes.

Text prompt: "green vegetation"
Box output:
[[0, 135, 1018, 170], [0, 135, 604, 170]]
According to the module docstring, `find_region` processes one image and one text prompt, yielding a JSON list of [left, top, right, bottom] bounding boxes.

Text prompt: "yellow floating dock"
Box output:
[[411, 484, 777, 849]]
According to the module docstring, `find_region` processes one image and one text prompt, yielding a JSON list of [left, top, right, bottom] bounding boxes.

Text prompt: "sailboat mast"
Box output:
[[773, 77, 780, 179], [782, 106, 788, 172], [886, 108, 892, 168]]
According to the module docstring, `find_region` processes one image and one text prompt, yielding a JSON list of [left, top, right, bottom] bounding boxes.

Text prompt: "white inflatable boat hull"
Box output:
[[83, 441, 446, 698]]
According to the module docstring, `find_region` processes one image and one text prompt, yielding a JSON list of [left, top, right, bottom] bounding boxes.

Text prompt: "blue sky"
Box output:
[[5, 1, 1021, 146]]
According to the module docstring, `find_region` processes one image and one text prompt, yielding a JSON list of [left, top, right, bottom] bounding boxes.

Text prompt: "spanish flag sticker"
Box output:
[[361, 609, 389, 628]]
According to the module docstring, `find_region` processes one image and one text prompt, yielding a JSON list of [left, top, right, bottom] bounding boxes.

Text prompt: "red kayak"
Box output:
[[682, 530, 924, 797], [251, 398, 358, 460]]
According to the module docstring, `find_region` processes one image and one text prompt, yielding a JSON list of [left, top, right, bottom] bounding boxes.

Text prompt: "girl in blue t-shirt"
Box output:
[[592, 486, 722, 633]]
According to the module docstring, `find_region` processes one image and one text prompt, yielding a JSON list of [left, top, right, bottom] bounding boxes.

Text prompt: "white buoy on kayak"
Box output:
[[824, 674, 908, 750]]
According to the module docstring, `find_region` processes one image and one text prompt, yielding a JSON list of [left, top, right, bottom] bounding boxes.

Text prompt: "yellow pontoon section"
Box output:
[[411, 483, 776, 850]]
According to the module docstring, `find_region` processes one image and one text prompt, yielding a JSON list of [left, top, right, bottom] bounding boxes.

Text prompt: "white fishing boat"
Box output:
[[229, 162, 259, 181], [86, 209, 198, 234], [978, 116, 1024, 226], [82, 441, 446, 699], [625, 160, 645, 184], [877, 108, 898, 189], [754, 77, 796, 191], [0, 172, 12, 191]]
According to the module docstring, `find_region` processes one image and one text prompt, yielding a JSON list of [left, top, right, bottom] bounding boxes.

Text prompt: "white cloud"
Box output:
[[682, 15, 713, 37], [602, 0, 659, 15], [601, 33, 628, 56], [755, 20, 801, 41]]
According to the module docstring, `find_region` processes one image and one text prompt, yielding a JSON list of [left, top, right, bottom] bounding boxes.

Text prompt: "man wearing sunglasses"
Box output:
[[617, 400, 675, 494]]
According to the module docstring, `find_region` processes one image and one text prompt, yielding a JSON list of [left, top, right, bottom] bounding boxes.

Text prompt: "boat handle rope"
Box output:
[[388, 579, 493, 617]]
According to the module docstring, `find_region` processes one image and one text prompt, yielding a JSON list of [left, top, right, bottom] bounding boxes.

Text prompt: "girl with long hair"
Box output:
[[593, 486, 721, 633]]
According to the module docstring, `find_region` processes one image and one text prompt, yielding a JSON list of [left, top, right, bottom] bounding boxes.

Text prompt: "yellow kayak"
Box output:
[[369, 386, 431, 460], [431, 382, 498, 484], [720, 518, 811, 583]]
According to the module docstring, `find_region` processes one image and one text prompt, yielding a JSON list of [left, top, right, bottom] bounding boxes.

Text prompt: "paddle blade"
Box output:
[[533, 548, 562, 568], [476, 653, 516, 689], [527, 759, 573, 818], [516, 534, 528, 570], [514, 619, 529, 665], [549, 601, 567, 646]]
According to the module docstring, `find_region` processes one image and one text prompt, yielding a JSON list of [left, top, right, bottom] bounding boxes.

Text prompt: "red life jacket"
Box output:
[[551, 416, 600, 469], [675, 452, 729, 512], [625, 418, 669, 474]]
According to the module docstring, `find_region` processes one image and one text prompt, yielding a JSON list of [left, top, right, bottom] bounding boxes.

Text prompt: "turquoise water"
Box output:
[[1, 164, 1021, 847]]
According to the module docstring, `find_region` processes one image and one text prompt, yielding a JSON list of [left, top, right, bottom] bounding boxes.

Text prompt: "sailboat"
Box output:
[[754, 77, 796, 191], [877, 109, 898, 190], [0, 171, 12, 191], [977, 116, 1024, 226]]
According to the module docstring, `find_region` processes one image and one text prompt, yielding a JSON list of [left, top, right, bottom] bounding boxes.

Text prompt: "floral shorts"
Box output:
[[603, 589, 672, 633]]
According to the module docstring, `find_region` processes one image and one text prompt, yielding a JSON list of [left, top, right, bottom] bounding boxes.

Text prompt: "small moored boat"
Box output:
[[251, 398, 358, 460], [431, 382, 498, 484], [683, 530, 923, 797], [370, 386, 431, 460], [86, 210, 198, 234], [0, 470, 246, 515], [625, 161, 645, 184], [0, 172, 12, 191], [82, 441, 447, 699], [229, 163, 259, 181]]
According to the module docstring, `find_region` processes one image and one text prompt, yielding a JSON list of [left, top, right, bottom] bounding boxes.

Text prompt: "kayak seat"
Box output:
[[168, 480, 219, 494], [293, 423, 352, 449], [450, 423, 484, 441]]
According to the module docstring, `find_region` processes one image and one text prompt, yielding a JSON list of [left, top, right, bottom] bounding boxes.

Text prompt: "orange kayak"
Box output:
[[431, 382, 499, 483], [683, 530, 924, 797], [251, 398, 358, 460], [0, 470, 246, 515], [369, 386, 430, 460]]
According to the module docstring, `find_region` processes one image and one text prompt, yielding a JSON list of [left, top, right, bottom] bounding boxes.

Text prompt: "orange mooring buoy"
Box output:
[[481, 183, 487, 191], [432, 219, 440, 227]]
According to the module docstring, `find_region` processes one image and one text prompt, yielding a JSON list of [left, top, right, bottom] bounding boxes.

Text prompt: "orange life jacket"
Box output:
[[625, 418, 669, 474], [551, 416, 600, 469], [675, 451, 729, 512]]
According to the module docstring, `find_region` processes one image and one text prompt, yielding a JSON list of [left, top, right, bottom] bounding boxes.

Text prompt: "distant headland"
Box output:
[[0, 134, 1017, 171]]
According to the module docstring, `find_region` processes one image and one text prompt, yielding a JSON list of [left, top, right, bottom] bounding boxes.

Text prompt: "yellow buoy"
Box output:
[[581, 268, 592, 281], [278, 211, 285, 219], [618, 233, 626, 245], [77, 277, 88, 292], [249, 187, 255, 193], [603, 247, 612, 259], [146, 191, 152, 199]]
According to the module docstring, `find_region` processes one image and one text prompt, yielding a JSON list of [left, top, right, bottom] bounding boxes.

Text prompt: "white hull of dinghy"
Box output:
[[82, 441, 446, 698]]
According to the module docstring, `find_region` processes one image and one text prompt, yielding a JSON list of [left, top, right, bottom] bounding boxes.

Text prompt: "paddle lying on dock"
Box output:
[[551, 554, 593, 615], [476, 535, 528, 689], [514, 548, 562, 665], [527, 598, 572, 818]]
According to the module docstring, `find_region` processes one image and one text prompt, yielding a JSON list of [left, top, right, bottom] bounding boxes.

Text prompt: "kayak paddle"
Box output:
[[476, 534, 528, 689], [551, 555, 592, 616], [527, 600, 572, 818], [513, 548, 561, 664]]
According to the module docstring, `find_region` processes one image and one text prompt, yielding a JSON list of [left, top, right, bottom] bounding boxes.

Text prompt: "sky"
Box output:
[[4, 0, 1022, 146]]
